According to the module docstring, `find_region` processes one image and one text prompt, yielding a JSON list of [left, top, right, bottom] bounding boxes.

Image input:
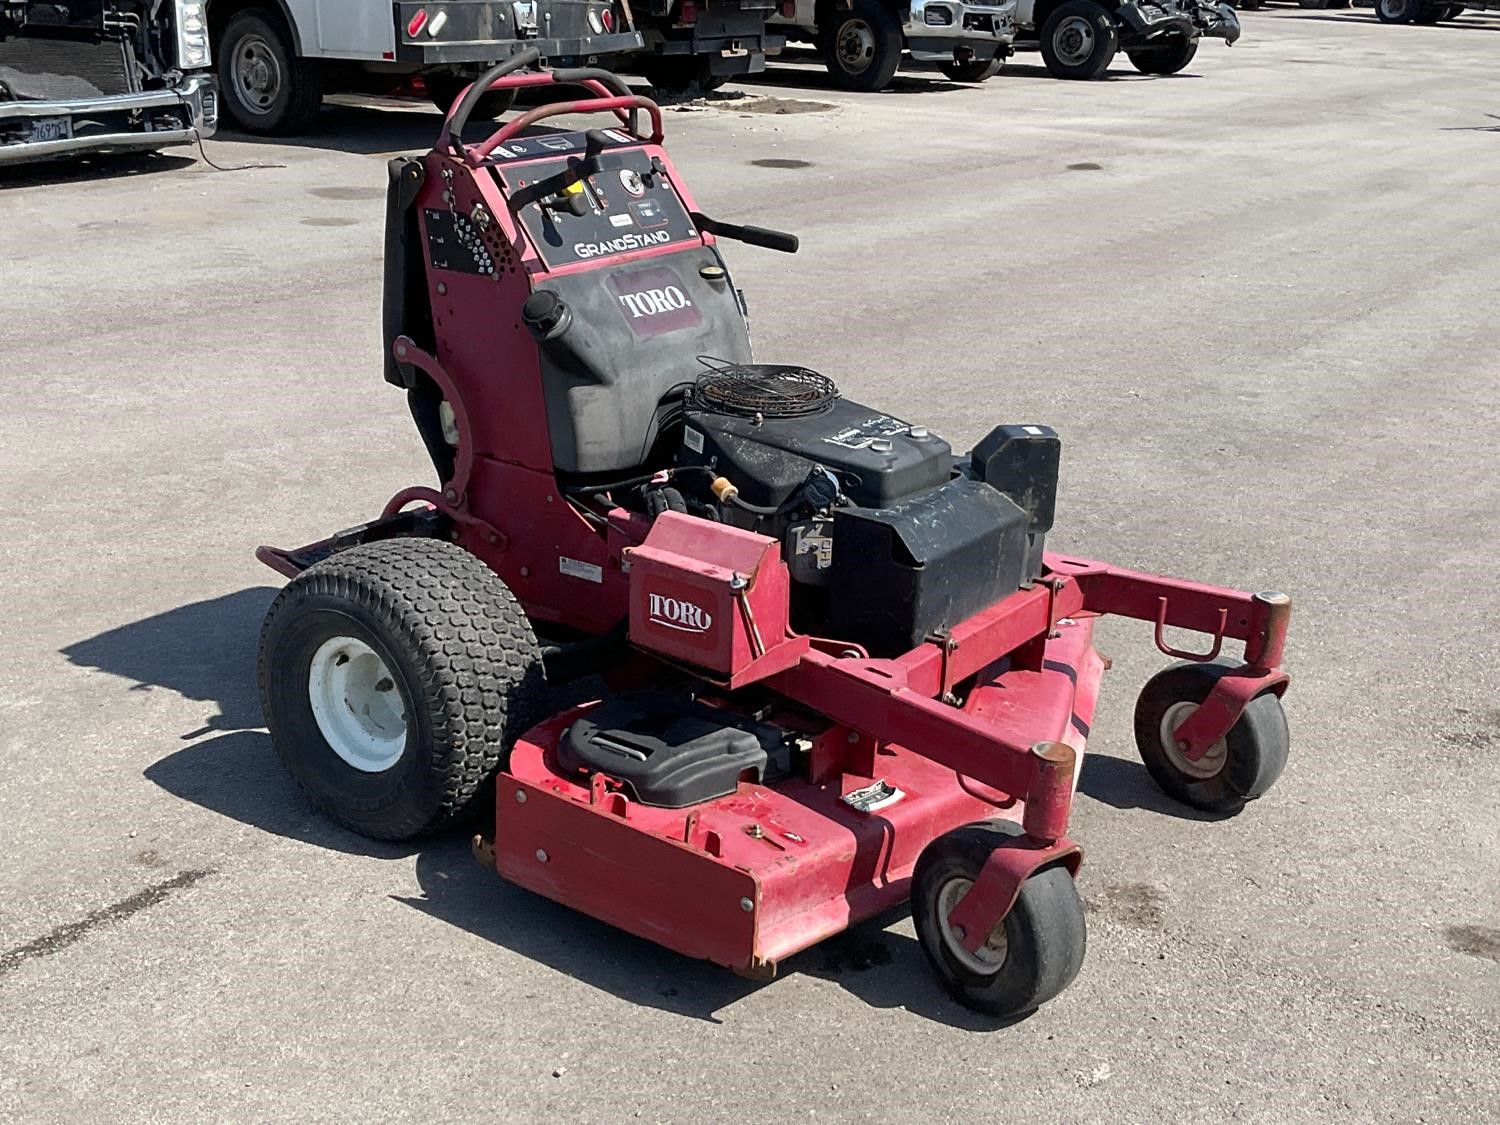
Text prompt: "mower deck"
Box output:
[[496, 617, 1101, 976]]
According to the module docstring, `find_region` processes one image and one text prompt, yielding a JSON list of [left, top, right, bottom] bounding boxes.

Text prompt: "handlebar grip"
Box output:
[[449, 48, 542, 145], [690, 212, 799, 254]]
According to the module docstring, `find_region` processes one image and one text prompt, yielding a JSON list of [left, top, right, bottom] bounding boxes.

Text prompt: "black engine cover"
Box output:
[[828, 477, 1029, 658], [680, 397, 952, 510]]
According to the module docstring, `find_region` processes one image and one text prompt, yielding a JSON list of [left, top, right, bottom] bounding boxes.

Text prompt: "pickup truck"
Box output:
[[1, 1, 217, 165], [633, 0, 787, 90], [204, 0, 643, 133], [1011, 0, 1239, 79], [771, 0, 1017, 91]]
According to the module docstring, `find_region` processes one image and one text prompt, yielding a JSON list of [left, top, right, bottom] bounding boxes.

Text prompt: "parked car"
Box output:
[[771, 0, 1018, 92], [1, 0, 217, 165]]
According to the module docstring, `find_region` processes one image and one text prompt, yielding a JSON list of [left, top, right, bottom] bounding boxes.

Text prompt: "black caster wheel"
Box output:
[[1133, 661, 1289, 815], [912, 821, 1087, 1018]]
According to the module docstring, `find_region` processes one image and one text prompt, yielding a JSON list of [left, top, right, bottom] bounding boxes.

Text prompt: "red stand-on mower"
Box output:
[[256, 52, 1292, 1018]]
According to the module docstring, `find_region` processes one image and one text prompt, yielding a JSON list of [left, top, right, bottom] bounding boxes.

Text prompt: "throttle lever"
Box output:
[[690, 211, 800, 254]]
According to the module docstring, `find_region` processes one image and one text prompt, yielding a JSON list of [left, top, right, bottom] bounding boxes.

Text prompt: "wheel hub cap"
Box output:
[[308, 636, 409, 773], [837, 21, 876, 72], [234, 37, 282, 111], [1056, 16, 1096, 67], [936, 877, 1009, 975], [1159, 701, 1229, 780]]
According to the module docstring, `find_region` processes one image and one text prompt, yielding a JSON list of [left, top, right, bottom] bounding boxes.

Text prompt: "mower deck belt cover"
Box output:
[[558, 693, 787, 808]]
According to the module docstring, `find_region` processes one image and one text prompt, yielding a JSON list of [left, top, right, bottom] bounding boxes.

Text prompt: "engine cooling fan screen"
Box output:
[[693, 364, 840, 419]]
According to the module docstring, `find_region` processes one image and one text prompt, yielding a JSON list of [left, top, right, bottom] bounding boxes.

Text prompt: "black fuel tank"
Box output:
[[827, 477, 1029, 658]]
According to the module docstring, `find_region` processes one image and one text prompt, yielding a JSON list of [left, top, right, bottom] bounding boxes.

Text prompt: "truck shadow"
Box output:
[[0, 151, 195, 190], [998, 61, 1200, 81], [740, 66, 975, 94]]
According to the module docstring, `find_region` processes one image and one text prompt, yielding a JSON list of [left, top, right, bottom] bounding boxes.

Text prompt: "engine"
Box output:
[[656, 365, 1062, 657]]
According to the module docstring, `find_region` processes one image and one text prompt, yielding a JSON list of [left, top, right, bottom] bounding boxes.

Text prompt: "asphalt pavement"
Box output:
[[1, 8, 1497, 1123]]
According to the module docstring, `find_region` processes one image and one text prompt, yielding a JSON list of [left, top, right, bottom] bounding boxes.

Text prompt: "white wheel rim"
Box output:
[[307, 635, 409, 773], [1159, 700, 1228, 780], [935, 877, 1009, 976]]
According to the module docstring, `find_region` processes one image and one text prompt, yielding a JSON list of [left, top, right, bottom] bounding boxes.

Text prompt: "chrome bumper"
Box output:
[[0, 75, 216, 166], [907, 0, 1017, 60]]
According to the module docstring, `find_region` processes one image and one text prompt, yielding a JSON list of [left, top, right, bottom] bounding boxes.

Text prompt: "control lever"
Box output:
[[509, 130, 612, 215], [689, 211, 799, 254]]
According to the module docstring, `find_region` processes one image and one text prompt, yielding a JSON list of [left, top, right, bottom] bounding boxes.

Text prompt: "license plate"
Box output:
[[29, 116, 72, 143]]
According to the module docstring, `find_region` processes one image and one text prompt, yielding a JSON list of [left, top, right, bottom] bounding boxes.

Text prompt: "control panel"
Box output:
[[490, 131, 700, 270]]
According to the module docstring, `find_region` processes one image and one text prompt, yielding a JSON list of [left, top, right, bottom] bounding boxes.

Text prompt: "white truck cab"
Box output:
[[205, 0, 642, 132], [771, 0, 1016, 91]]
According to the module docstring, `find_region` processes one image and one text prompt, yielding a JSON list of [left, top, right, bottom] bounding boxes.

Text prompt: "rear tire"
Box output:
[[1133, 661, 1290, 815], [424, 73, 517, 119], [258, 538, 546, 840], [1039, 0, 1119, 80], [1414, 3, 1445, 19], [913, 821, 1087, 1018], [940, 57, 1004, 82], [821, 0, 904, 91], [1126, 36, 1198, 74], [1375, 0, 1418, 21], [217, 9, 323, 134]]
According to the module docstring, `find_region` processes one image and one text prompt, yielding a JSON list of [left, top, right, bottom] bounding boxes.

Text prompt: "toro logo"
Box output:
[[647, 592, 714, 635], [606, 265, 703, 339], [618, 285, 693, 320]]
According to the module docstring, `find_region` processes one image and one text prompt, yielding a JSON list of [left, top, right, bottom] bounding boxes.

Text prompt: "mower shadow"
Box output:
[[145, 729, 421, 858], [398, 845, 1022, 1028], [1076, 752, 1224, 821], [62, 586, 279, 739], [98, 589, 1053, 1026]]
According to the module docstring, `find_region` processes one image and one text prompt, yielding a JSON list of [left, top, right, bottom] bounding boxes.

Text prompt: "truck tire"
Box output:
[[1039, 0, 1119, 80], [1126, 36, 1198, 74], [257, 538, 546, 841], [940, 57, 1004, 82], [1375, 0, 1418, 20], [423, 73, 517, 120], [640, 56, 729, 93], [1412, 2, 1445, 18], [821, 0, 904, 92], [218, 9, 323, 134]]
